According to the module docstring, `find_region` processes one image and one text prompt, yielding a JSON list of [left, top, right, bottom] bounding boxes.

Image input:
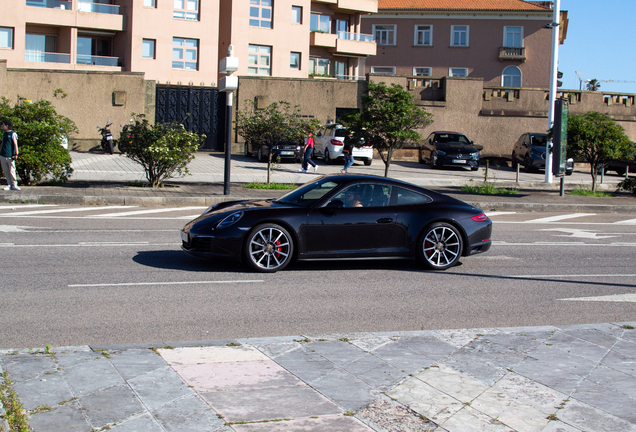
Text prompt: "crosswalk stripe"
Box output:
[[484, 211, 516, 216], [525, 213, 596, 223], [0, 206, 133, 216], [92, 206, 207, 217], [559, 293, 636, 303], [614, 218, 636, 225]]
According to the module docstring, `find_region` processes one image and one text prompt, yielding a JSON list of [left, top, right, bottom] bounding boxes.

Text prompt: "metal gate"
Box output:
[[155, 84, 226, 151]]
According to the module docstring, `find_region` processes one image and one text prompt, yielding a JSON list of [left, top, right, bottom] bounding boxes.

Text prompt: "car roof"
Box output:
[[432, 131, 462, 135]]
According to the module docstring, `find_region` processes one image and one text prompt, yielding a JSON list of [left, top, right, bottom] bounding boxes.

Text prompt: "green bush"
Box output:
[[0, 97, 77, 185], [616, 177, 636, 194], [117, 114, 204, 188]]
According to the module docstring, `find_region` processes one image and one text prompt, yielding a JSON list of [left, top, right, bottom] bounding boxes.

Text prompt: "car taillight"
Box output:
[[471, 213, 489, 222], [330, 139, 343, 146]]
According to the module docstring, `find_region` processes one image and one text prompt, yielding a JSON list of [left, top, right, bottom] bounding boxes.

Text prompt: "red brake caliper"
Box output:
[[275, 240, 281, 258]]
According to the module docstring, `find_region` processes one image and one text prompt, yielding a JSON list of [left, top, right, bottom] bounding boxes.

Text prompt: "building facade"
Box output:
[[362, 0, 563, 88]]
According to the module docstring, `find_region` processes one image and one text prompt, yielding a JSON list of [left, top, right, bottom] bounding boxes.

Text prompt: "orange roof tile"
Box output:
[[378, 0, 551, 12]]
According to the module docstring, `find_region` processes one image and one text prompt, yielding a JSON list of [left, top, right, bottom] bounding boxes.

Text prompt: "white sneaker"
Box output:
[[11, 185, 20, 191], [3, 186, 10, 190], [299, 169, 307, 173], [314, 165, 318, 172]]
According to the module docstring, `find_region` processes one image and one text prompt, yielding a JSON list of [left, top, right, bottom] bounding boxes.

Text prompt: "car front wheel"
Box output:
[[418, 223, 463, 270], [244, 223, 294, 273]]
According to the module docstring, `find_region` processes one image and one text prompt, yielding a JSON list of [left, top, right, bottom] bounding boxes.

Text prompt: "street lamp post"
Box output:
[[545, 0, 561, 184], [219, 45, 239, 195]]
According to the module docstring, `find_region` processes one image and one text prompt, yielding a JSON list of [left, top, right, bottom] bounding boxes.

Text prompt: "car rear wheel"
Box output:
[[244, 143, 251, 157], [257, 146, 265, 162], [244, 224, 294, 273], [325, 149, 334, 165], [523, 155, 533, 173], [418, 223, 463, 270], [511, 153, 517, 169], [430, 153, 438, 169], [364, 158, 372, 166]]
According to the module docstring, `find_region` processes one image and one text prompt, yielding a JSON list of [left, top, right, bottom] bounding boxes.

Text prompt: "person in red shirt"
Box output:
[[299, 133, 318, 173]]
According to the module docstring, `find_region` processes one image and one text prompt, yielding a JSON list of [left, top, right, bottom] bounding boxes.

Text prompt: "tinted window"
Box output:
[[330, 183, 392, 208], [276, 179, 340, 207], [334, 129, 348, 137], [393, 187, 432, 205], [436, 134, 470, 144], [530, 135, 547, 146]]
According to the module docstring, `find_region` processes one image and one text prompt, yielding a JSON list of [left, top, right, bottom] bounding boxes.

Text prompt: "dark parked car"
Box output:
[[181, 174, 492, 272], [600, 142, 636, 176], [244, 140, 302, 163], [419, 131, 481, 171], [511, 132, 573, 175]]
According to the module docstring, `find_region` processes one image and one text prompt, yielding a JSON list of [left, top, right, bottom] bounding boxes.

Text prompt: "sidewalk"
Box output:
[[1, 151, 635, 212], [1, 323, 635, 432]]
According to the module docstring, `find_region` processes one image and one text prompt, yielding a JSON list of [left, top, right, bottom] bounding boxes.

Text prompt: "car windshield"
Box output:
[[275, 178, 342, 207], [437, 134, 470, 144], [530, 135, 547, 146]]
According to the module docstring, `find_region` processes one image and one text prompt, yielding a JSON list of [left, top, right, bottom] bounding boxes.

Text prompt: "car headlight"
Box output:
[[436, 151, 446, 156], [216, 211, 243, 229], [296, 145, 301, 151], [471, 152, 479, 160]]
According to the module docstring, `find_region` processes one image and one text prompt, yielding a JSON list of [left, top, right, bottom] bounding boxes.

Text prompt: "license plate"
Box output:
[[181, 231, 189, 242], [106, 136, 113, 140], [280, 151, 294, 155], [452, 159, 466, 164]]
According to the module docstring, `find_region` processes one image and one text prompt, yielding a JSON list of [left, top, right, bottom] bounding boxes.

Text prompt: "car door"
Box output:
[[303, 183, 407, 257]]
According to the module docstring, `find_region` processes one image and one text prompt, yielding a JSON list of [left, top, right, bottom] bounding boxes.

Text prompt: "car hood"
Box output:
[[436, 143, 482, 152]]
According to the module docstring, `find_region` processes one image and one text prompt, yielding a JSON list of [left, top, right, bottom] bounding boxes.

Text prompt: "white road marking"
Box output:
[[559, 294, 636, 303], [508, 274, 636, 279], [0, 204, 57, 210], [493, 241, 636, 247], [0, 206, 133, 216], [484, 211, 517, 216], [0, 225, 33, 233], [0, 242, 177, 248], [525, 213, 596, 223], [615, 218, 636, 225], [539, 228, 617, 239], [92, 206, 207, 217], [69, 280, 264, 288]]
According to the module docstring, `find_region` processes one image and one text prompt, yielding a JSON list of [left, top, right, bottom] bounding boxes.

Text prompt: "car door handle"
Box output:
[[376, 218, 393, 224]]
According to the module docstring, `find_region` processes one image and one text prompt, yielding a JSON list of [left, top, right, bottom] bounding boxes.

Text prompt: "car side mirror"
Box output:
[[523, 141, 528, 147], [470, 141, 474, 145]]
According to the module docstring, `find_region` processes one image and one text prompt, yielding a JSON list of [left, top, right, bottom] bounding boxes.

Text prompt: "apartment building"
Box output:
[[0, 0, 377, 85], [362, 0, 564, 88]]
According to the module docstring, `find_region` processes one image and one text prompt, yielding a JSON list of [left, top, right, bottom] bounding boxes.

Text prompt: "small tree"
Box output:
[[567, 111, 632, 191], [0, 97, 77, 185], [117, 114, 203, 188], [341, 81, 433, 177], [586, 79, 601, 91], [235, 100, 320, 184]]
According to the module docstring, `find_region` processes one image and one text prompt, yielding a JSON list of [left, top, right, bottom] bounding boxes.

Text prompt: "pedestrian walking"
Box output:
[[341, 131, 354, 173], [1, 119, 20, 191], [299, 133, 317, 173]]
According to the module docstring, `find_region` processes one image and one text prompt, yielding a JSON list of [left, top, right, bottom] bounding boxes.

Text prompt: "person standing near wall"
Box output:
[[1, 120, 20, 191], [342, 131, 354, 173], [299, 132, 317, 173]]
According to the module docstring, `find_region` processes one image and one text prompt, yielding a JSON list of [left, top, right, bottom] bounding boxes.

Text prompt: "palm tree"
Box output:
[[586, 79, 601, 91]]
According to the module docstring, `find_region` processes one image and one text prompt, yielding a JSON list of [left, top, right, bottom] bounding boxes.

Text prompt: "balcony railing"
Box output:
[[26, 0, 72, 9], [25, 51, 71, 64], [77, 2, 120, 14], [499, 46, 526, 61], [337, 31, 374, 43], [77, 54, 118, 66]]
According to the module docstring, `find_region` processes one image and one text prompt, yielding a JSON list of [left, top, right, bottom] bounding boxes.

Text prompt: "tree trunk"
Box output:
[[384, 147, 394, 178]]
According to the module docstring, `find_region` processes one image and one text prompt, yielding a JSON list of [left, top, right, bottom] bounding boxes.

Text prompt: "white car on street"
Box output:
[[313, 126, 374, 166]]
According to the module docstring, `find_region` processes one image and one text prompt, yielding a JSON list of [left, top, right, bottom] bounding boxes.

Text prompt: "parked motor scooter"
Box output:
[[97, 121, 114, 154]]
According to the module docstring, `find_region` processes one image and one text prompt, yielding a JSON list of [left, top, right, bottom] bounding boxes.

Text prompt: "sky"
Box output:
[[558, 0, 636, 94]]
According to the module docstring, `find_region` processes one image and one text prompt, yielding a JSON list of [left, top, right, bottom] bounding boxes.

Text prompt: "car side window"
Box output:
[[392, 187, 432, 205]]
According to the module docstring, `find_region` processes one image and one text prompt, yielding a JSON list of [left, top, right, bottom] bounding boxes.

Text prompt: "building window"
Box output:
[[451, 25, 468, 47], [250, 0, 272, 29], [373, 25, 396, 46], [291, 6, 302, 24], [449, 68, 467, 77], [248, 45, 271, 75], [142, 39, 155, 59], [77, 35, 115, 65], [174, 0, 199, 20], [310, 14, 330, 32], [290, 52, 300, 70], [334, 60, 347, 79], [414, 25, 432, 46], [504, 26, 523, 47], [309, 57, 329, 75], [502, 66, 522, 87], [371, 66, 395, 74], [173, 37, 198, 69], [413, 67, 431, 76], [143, 0, 156, 6], [0, 27, 13, 49], [25, 33, 55, 62]]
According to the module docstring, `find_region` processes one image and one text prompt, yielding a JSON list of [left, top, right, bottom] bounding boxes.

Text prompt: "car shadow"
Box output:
[[133, 250, 244, 273]]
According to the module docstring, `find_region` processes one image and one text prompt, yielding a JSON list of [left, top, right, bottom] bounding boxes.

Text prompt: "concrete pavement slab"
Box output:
[[109, 348, 168, 380], [555, 398, 636, 432], [490, 372, 569, 416], [370, 342, 436, 375], [305, 340, 368, 367], [109, 413, 165, 432], [159, 345, 269, 365], [302, 368, 378, 411], [78, 383, 145, 428], [150, 393, 229, 432], [27, 400, 92, 432], [127, 366, 195, 411], [230, 415, 375, 431], [439, 405, 517, 431], [274, 346, 340, 384], [341, 354, 407, 391], [0, 353, 57, 382], [412, 364, 490, 404], [470, 387, 550, 432], [53, 350, 102, 370], [12, 371, 73, 411], [62, 355, 125, 396]]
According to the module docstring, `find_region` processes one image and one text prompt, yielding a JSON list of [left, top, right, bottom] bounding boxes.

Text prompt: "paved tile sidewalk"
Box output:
[[1, 322, 635, 432]]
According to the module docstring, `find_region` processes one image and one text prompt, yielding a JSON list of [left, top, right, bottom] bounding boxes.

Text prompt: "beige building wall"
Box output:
[[363, 12, 553, 88]]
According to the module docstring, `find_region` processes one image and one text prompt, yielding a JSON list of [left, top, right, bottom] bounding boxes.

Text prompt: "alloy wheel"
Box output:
[[246, 224, 293, 272], [420, 223, 462, 270]]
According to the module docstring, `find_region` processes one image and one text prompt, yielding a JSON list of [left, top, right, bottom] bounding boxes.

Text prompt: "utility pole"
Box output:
[[546, 0, 560, 184]]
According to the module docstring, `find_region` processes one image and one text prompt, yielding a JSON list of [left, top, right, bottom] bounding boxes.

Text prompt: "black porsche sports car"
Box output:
[[181, 174, 492, 272]]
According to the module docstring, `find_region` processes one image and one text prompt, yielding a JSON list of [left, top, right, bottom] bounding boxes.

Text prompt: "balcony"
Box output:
[[312, 0, 377, 13], [25, 51, 71, 64], [499, 46, 526, 62], [310, 31, 337, 48], [333, 32, 376, 57], [77, 54, 118, 67], [26, 0, 72, 9], [77, 2, 120, 14]]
